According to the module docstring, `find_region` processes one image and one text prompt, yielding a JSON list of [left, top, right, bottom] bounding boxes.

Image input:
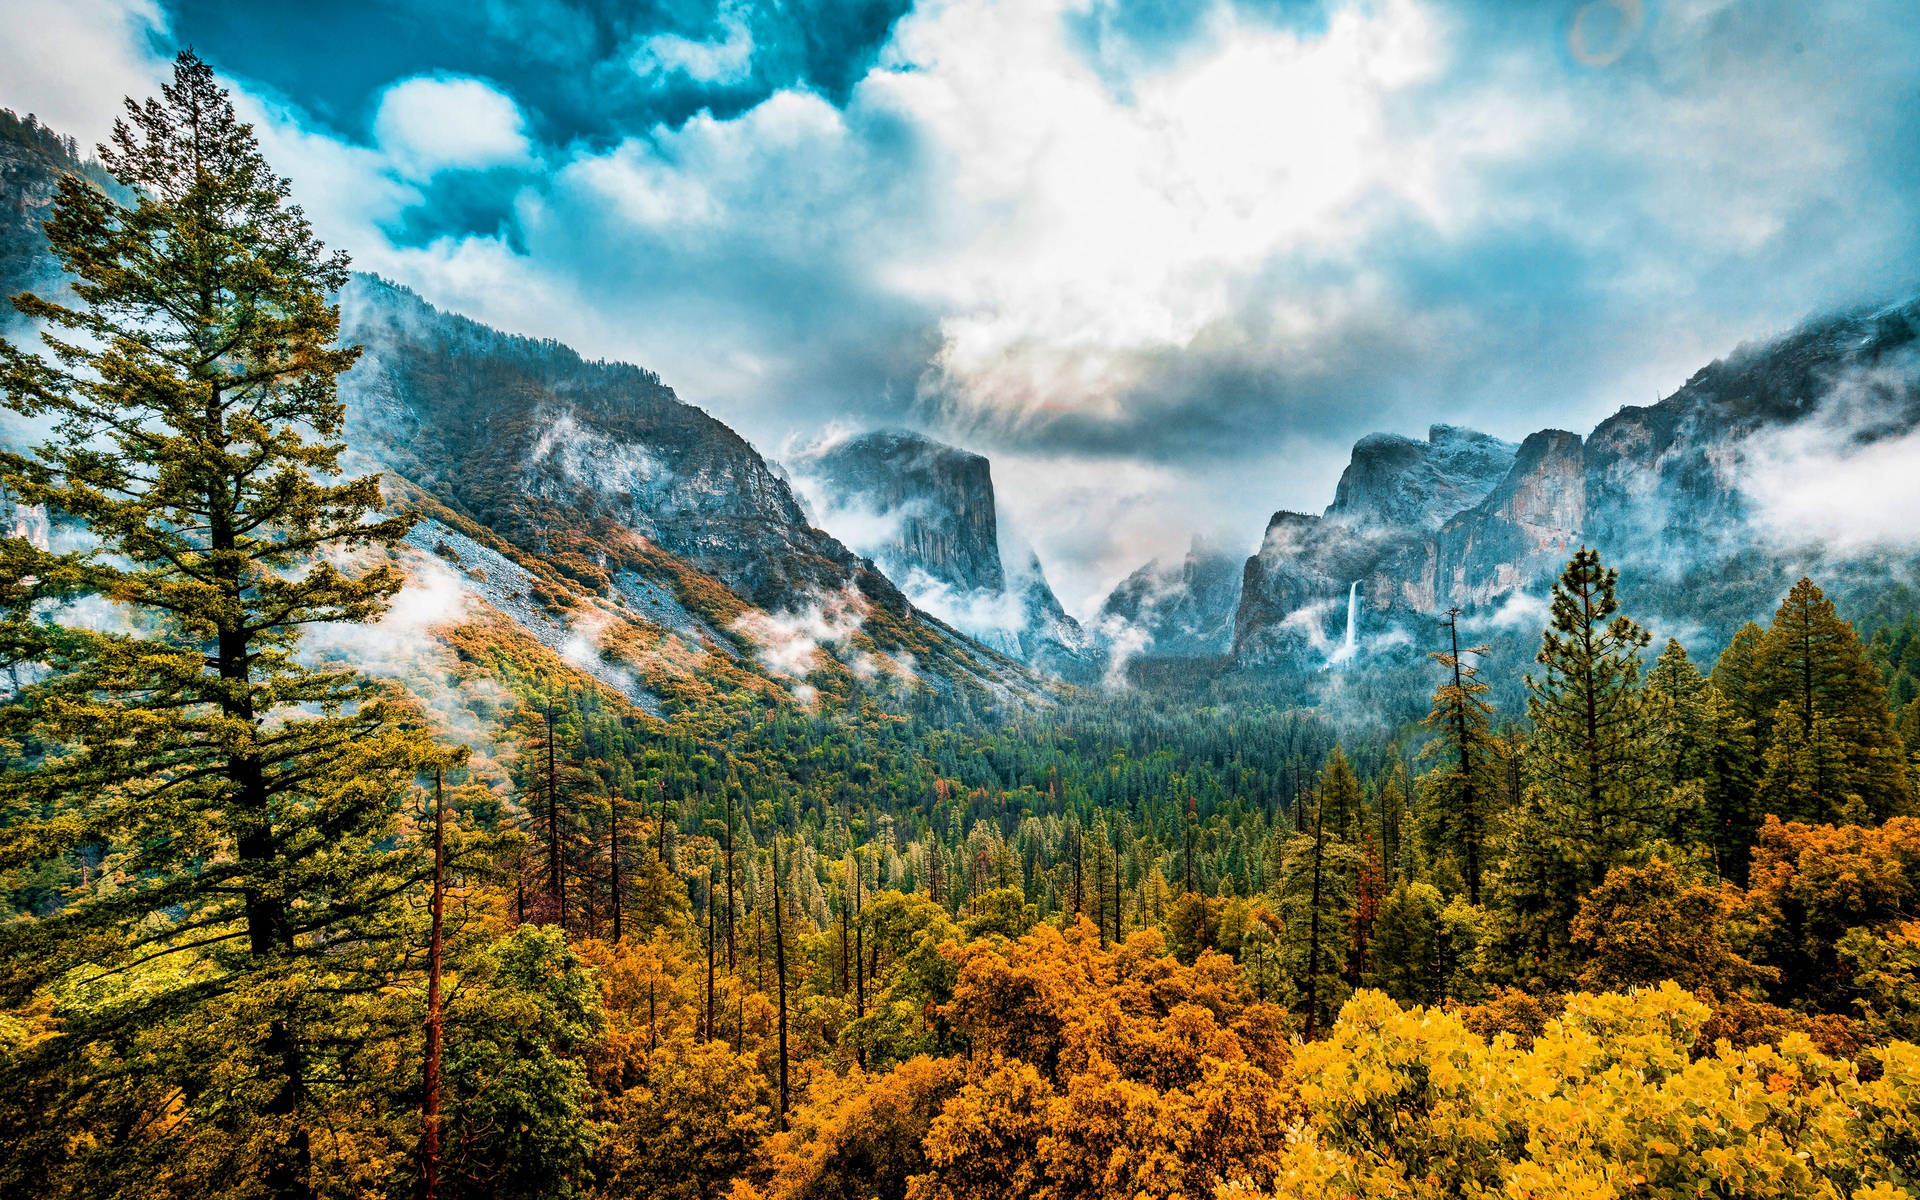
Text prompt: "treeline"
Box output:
[[5, 54, 1920, 1200]]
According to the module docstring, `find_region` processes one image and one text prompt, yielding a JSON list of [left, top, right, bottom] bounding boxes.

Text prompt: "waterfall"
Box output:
[[1343, 580, 1359, 656]]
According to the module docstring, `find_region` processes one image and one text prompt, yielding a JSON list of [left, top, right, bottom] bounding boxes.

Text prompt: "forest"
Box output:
[[5, 53, 1920, 1200]]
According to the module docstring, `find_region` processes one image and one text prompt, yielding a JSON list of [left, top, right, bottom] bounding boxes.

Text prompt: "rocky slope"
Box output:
[[0, 125, 1043, 711], [1235, 425, 1516, 659], [791, 430, 1005, 594], [1099, 540, 1243, 657], [789, 428, 1100, 678], [335, 278, 1045, 701], [0, 111, 121, 331], [340, 277, 884, 612], [1233, 297, 1920, 664]]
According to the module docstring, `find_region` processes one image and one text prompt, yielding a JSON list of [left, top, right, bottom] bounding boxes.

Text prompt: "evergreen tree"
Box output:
[[1417, 611, 1498, 903], [1376, 765, 1409, 890], [1368, 881, 1445, 1007], [1697, 682, 1761, 884], [0, 53, 442, 1197], [1274, 789, 1357, 1037], [1315, 746, 1363, 839], [1710, 620, 1769, 732], [1752, 578, 1911, 820], [1647, 638, 1710, 790], [1521, 548, 1665, 889]]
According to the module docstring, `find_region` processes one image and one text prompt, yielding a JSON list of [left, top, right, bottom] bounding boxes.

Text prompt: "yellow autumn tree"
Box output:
[[1252, 983, 1920, 1199], [904, 917, 1293, 1200]]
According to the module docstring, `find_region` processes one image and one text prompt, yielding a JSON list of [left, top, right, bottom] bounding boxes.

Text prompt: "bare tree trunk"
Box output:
[[771, 841, 790, 1130], [422, 770, 447, 1200], [609, 792, 623, 943], [545, 698, 564, 930]]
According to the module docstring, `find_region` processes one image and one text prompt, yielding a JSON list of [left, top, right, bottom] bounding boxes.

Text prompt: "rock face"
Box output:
[[1434, 429, 1587, 608], [0, 117, 125, 331], [1232, 295, 1920, 663], [340, 276, 888, 613], [1100, 541, 1243, 657], [796, 430, 1005, 594], [791, 428, 1099, 677], [1329, 425, 1520, 531], [1234, 425, 1517, 659]]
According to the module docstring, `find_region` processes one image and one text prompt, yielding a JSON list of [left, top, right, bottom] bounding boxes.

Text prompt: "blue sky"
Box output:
[[6, 0, 1920, 612]]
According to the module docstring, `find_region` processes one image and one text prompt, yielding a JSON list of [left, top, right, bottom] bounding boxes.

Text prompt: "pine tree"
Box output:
[[1376, 766, 1409, 890], [1647, 638, 1709, 788], [1367, 881, 1446, 1006], [1756, 698, 1859, 823], [0, 53, 442, 1198], [1522, 549, 1665, 889], [1698, 682, 1761, 883], [1711, 621, 1770, 732], [1417, 611, 1498, 903], [1644, 637, 1712, 846], [1275, 789, 1357, 1038], [1316, 745, 1363, 838], [1752, 578, 1911, 820]]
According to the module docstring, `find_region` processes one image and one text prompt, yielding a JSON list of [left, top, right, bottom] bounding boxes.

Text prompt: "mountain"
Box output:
[[333, 278, 1046, 701], [1235, 425, 1517, 660], [1232, 297, 1920, 665], [341, 277, 887, 613], [789, 428, 1100, 678], [791, 429, 1004, 594], [1098, 540, 1243, 657], [1329, 425, 1520, 531], [0, 128, 1042, 712], [0, 110, 122, 330]]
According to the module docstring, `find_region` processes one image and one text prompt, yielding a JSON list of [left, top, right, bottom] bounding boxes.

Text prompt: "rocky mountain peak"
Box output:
[[1327, 423, 1517, 531], [792, 429, 1003, 594], [788, 428, 1100, 678], [1099, 537, 1244, 657]]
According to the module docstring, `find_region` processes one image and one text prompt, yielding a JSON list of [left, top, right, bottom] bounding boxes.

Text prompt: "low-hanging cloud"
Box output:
[[728, 585, 915, 698], [1735, 346, 1920, 554]]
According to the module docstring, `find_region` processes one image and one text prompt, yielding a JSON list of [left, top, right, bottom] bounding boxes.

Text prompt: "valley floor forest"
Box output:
[[6, 53, 1920, 1200]]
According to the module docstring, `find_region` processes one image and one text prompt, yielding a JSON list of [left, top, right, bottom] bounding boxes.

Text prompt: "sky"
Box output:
[[4, 0, 1920, 616]]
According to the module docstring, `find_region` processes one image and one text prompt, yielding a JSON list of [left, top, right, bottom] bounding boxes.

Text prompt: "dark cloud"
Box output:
[[163, 0, 912, 146]]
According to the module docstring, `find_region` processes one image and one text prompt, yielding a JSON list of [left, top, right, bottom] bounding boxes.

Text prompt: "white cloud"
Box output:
[[0, 0, 166, 145], [1736, 349, 1920, 554], [631, 9, 756, 85], [238, 90, 423, 249], [1463, 588, 1550, 633], [878, 0, 1464, 426], [8, 0, 1918, 613], [372, 74, 534, 179]]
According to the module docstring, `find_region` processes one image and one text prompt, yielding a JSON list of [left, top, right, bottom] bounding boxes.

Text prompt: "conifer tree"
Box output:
[[1711, 621, 1769, 731], [1417, 611, 1498, 903], [1697, 682, 1761, 883], [1647, 638, 1710, 790], [1316, 745, 1363, 837], [1376, 766, 1409, 889], [1752, 577, 1911, 820], [1522, 548, 1665, 889], [0, 53, 442, 1197], [1367, 881, 1446, 1006], [1275, 788, 1357, 1037]]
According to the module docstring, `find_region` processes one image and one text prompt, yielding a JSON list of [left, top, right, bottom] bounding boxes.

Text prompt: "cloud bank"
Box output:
[[8, 0, 1919, 616]]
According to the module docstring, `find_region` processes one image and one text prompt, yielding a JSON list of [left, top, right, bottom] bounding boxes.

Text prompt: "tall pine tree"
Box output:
[[1417, 610, 1499, 904], [1751, 577, 1911, 821], [0, 54, 441, 1198], [1522, 548, 1665, 887]]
